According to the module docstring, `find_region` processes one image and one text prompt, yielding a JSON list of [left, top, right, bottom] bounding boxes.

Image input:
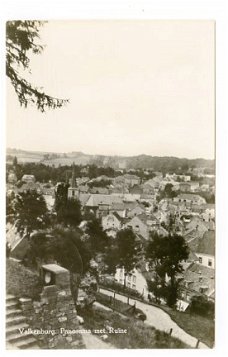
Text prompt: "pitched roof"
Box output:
[[112, 212, 123, 221], [197, 230, 215, 256], [90, 187, 109, 194], [123, 174, 140, 180], [85, 194, 123, 207], [110, 202, 125, 210], [181, 262, 215, 296], [177, 193, 205, 201], [78, 193, 91, 206]]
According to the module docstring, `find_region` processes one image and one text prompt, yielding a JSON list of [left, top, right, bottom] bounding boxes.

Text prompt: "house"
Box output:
[[84, 194, 123, 218], [173, 194, 206, 206], [150, 225, 169, 237], [200, 184, 210, 192], [123, 174, 141, 187], [165, 173, 191, 182], [144, 177, 161, 190], [195, 230, 215, 269], [178, 262, 215, 308], [201, 204, 215, 222], [141, 183, 155, 195], [159, 179, 180, 191], [113, 174, 141, 188], [184, 218, 209, 250], [127, 204, 145, 218], [109, 202, 126, 217], [110, 186, 129, 195], [111, 192, 140, 201], [21, 174, 35, 183], [185, 216, 214, 234], [126, 213, 160, 240], [17, 182, 42, 194], [125, 215, 150, 240], [114, 266, 149, 298], [8, 171, 17, 184], [129, 185, 143, 195], [102, 212, 123, 232], [76, 177, 90, 186], [43, 194, 55, 210], [90, 187, 109, 195], [154, 172, 163, 178], [78, 185, 90, 193], [77, 193, 91, 206], [68, 185, 89, 198], [177, 230, 215, 310], [139, 193, 156, 205], [179, 181, 200, 192]]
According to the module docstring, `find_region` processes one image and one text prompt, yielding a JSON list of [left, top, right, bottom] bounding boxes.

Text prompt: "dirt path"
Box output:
[[99, 288, 208, 349]]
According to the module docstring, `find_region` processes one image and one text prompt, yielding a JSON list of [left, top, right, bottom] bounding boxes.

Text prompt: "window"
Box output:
[[208, 259, 212, 267], [72, 190, 75, 196], [198, 257, 202, 264], [132, 275, 136, 284]]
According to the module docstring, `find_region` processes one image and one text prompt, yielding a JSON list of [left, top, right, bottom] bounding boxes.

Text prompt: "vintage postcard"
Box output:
[[6, 19, 215, 350]]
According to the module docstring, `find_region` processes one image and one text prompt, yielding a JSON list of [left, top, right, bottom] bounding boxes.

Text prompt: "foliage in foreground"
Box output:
[[6, 21, 68, 112], [146, 232, 189, 307], [8, 190, 49, 235], [81, 306, 188, 349]]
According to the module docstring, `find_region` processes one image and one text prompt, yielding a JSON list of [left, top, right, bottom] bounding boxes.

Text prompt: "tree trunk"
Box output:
[[70, 271, 81, 308]]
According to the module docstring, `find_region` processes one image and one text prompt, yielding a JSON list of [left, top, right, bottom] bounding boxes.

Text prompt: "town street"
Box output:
[[99, 288, 208, 349]]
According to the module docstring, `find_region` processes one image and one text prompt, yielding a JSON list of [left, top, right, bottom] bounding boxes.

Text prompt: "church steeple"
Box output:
[[71, 162, 76, 188]]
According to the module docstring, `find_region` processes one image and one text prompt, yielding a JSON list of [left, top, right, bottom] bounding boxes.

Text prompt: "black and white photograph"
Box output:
[[4, 3, 222, 351]]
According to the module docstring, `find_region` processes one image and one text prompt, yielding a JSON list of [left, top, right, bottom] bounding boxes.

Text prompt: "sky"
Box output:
[[7, 20, 215, 159]]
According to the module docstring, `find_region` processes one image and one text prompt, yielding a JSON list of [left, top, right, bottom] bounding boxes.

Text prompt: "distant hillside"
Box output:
[[6, 148, 214, 172]]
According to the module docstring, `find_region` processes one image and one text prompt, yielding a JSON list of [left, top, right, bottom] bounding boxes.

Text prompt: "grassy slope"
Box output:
[[81, 306, 189, 349], [6, 259, 43, 300], [161, 306, 214, 348]]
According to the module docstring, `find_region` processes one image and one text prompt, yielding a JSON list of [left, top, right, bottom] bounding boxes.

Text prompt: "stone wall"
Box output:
[[19, 264, 85, 349]]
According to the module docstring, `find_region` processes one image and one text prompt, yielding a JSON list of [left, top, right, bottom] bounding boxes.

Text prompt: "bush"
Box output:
[[188, 295, 215, 319], [100, 277, 143, 299]]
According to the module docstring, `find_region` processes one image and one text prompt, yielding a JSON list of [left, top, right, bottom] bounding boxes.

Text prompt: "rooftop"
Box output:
[[197, 230, 215, 256]]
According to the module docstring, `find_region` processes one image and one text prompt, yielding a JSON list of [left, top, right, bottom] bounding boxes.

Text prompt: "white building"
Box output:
[[115, 267, 149, 298]]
